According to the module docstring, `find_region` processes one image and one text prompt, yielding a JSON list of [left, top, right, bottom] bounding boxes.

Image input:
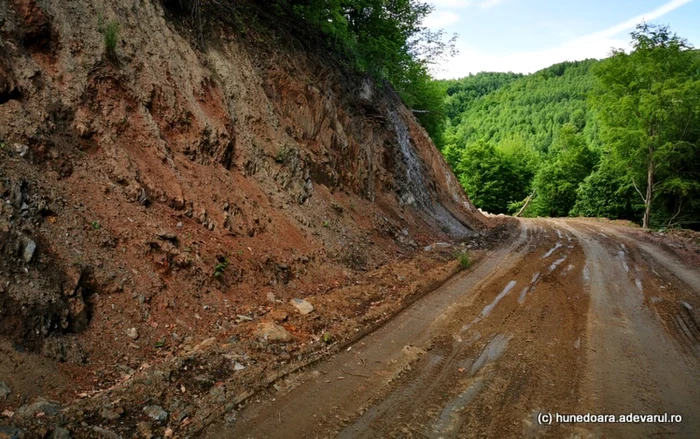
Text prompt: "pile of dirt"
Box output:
[[0, 0, 493, 436]]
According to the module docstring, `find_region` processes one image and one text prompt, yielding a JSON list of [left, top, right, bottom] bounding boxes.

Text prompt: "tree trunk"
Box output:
[[515, 189, 536, 218], [643, 148, 655, 229]]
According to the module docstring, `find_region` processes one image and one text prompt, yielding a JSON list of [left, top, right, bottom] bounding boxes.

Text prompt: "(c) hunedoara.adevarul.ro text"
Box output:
[[537, 412, 683, 425]]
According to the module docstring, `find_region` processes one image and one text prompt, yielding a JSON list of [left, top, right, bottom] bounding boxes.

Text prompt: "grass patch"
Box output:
[[99, 17, 120, 59], [455, 251, 470, 270]]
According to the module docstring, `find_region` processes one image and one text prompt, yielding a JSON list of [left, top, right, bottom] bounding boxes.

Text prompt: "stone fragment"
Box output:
[[22, 239, 36, 263], [0, 382, 10, 400], [15, 399, 61, 420], [126, 327, 139, 340], [142, 405, 168, 422], [290, 298, 314, 315], [254, 322, 290, 341]]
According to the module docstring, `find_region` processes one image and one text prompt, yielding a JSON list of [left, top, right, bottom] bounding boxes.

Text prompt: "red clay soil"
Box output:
[[0, 0, 492, 437]]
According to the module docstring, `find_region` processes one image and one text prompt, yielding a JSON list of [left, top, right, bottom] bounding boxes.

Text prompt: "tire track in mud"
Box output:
[[338, 220, 588, 439], [203, 224, 533, 439], [566, 221, 700, 359], [558, 220, 700, 438], [205, 219, 700, 438]]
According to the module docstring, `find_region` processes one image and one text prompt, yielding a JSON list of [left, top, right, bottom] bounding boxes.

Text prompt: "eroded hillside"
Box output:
[[0, 0, 490, 436]]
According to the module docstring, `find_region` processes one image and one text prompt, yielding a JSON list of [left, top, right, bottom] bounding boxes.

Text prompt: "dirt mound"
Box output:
[[0, 0, 489, 436]]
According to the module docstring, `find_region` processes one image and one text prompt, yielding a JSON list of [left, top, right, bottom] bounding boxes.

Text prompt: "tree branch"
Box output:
[[668, 198, 683, 228], [631, 178, 647, 204]]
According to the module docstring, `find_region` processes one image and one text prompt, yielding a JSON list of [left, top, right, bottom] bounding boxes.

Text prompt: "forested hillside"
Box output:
[[439, 24, 700, 229]]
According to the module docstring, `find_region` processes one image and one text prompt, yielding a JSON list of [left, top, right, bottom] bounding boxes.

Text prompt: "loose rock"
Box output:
[[290, 298, 314, 315], [254, 322, 290, 341], [0, 382, 10, 400], [156, 231, 178, 242], [13, 143, 28, 158], [126, 327, 139, 340], [15, 399, 61, 420], [142, 405, 168, 422], [0, 426, 24, 439], [22, 239, 36, 263], [100, 407, 121, 421]]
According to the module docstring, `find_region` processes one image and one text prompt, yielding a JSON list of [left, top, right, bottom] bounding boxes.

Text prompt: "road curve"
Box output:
[[203, 219, 700, 438]]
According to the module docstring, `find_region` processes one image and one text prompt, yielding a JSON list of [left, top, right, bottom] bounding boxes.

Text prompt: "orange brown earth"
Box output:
[[0, 0, 493, 437], [1, 1, 699, 439], [204, 219, 700, 439]]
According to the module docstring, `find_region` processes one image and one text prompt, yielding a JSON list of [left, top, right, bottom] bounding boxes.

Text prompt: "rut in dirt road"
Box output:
[[204, 219, 700, 439]]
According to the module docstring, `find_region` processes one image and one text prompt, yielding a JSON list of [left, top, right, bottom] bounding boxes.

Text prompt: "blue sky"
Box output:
[[425, 0, 700, 78]]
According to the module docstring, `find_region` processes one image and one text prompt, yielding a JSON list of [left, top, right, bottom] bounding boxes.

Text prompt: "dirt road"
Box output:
[[203, 219, 700, 438]]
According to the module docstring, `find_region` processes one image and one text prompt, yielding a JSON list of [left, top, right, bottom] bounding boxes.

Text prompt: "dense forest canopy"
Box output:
[[437, 24, 700, 229]]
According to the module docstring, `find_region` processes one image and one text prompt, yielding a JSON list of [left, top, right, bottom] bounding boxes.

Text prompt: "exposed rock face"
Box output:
[[0, 1, 488, 432]]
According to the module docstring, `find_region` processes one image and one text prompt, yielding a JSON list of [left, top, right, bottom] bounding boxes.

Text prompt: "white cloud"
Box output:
[[593, 0, 692, 38], [434, 0, 693, 78], [479, 0, 506, 9], [424, 10, 462, 28], [426, 0, 507, 14], [429, 0, 473, 9]]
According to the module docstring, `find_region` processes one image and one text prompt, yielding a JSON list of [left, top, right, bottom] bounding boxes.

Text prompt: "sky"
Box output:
[[424, 0, 700, 79]]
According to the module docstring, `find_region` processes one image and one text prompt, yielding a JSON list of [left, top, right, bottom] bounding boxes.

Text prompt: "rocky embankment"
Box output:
[[0, 0, 491, 437]]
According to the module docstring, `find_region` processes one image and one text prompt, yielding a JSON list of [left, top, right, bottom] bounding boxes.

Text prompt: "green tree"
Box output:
[[528, 124, 597, 217], [571, 156, 638, 219], [456, 141, 528, 214], [592, 23, 700, 228]]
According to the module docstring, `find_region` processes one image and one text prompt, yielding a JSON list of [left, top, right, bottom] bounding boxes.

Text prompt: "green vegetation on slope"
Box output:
[[269, 0, 456, 140], [440, 24, 700, 229]]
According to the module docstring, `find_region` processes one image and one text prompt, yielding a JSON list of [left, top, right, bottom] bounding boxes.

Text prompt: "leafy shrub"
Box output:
[[213, 257, 229, 278]]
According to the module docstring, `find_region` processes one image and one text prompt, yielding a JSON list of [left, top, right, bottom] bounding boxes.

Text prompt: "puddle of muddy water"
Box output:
[[481, 281, 517, 318], [430, 379, 484, 438], [429, 334, 510, 437], [470, 334, 510, 376], [518, 287, 529, 305], [462, 281, 517, 332], [518, 272, 541, 304], [617, 250, 629, 272], [542, 242, 563, 259], [548, 257, 567, 273]]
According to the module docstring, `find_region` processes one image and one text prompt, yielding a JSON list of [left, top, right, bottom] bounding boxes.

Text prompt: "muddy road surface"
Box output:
[[204, 219, 700, 438]]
